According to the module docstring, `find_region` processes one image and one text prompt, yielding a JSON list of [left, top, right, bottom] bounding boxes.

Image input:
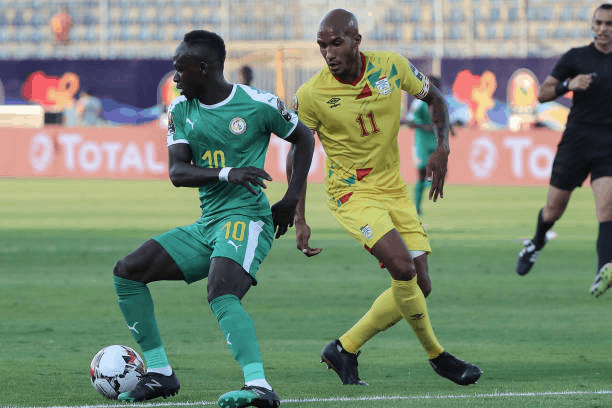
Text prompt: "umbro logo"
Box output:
[[145, 379, 162, 390], [327, 97, 341, 108]]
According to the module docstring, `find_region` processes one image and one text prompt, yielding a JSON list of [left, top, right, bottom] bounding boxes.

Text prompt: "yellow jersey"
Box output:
[[296, 51, 429, 201]]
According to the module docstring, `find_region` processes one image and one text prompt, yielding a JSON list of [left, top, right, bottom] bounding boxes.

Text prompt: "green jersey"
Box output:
[[167, 84, 298, 221], [407, 99, 435, 144]]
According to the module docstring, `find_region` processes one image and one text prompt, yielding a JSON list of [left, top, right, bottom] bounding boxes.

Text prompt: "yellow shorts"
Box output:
[[329, 190, 431, 253]]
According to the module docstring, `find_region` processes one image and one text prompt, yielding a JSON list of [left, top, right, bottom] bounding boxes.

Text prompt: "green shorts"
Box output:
[[153, 214, 274, 285], [413, 133, 437, 170]]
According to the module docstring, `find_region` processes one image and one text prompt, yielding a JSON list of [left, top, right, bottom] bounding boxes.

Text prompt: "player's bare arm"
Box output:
[[286, 135, 323, 257], [271, 121, 315, 239], [538, 74, 596, 103], [168, 143, 272, 195], [421, 83, 450, 202]]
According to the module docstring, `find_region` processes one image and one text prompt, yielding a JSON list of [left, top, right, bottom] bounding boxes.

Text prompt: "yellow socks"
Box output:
[[391, 278, 444, 359], [340, 288, 403, 354]]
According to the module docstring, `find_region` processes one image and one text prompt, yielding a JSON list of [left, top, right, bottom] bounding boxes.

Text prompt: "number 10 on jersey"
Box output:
[[202, 150, 226, 168]]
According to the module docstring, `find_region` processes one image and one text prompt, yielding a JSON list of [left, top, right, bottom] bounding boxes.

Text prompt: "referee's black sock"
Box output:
[[532, 208, 555, 250], [597, 221, 612, 270]]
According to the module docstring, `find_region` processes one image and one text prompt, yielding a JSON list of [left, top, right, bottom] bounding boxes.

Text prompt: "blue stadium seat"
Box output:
[[473, 9, 482, 21], [153, 29, 165, 41], [527, 7, 537, 21], [536, 27, 546, 39], [83, 14, 97, 26], [539, 7, 553, 21], [486, 25, 497, 39], [85, 26, 98, 41], [503, 26, 514, 39], [119, 26, 131, 41], [507, 7, 519, 22], [413, 27, 426, 41], [0, 14, 6, 26], [450, 8, 464, 22], [576, 7, 590, 21], [560, 7, 572, 21], [489, 8, 500, 21], [449, 26, 462, 39], [0, 27, 9, 42], [409, 8, 421, 22], [12, 12, 25, 26], [31, 13, 45, 27]]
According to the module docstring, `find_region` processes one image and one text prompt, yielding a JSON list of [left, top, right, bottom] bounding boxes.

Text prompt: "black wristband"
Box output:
[[554, 79, 570, 96]]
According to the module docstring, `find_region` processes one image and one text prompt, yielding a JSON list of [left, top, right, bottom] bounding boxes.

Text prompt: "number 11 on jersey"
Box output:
[[356, 112, 379, 137]]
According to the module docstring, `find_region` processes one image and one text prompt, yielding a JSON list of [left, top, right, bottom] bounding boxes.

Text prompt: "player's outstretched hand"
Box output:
[[295, 219, 322, 257], [426, 149, 449, 202], [271, 195, 299, 239], [227, 167, 272, 195]]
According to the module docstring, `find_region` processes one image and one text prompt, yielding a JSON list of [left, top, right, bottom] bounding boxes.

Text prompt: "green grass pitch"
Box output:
[[0, 179, 611, 407]]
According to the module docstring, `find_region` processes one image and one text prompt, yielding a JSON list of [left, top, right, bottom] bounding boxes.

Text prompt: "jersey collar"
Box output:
[[198, 84, 237, 109], [332, 53, 366, 86]]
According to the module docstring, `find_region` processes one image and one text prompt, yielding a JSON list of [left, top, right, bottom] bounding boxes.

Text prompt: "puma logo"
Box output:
[[186, 118, 197, 129], [127, 322, 139, 334], [226, 333, 232, 345], [227, 240, 242, 252]]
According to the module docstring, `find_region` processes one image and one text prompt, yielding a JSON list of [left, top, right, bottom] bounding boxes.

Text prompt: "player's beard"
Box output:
[[181, 83, 206, 101]]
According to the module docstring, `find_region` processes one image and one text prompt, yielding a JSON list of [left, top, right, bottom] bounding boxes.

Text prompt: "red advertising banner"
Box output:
[[0, 125, 563, 186]]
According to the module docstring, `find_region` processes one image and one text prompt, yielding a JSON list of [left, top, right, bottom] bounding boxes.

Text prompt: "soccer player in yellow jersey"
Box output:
[[287, 9, 482, 387]]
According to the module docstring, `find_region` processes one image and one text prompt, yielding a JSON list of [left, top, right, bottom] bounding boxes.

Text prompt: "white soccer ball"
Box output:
[[90, 345, 145, 399]]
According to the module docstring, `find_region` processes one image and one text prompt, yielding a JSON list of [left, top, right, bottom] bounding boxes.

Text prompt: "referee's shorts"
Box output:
[[550, 124, 612, 190]]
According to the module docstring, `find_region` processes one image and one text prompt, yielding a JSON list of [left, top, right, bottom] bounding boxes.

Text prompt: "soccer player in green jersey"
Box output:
[[113, 30, 314, 407], [400, 76, 451, 215]]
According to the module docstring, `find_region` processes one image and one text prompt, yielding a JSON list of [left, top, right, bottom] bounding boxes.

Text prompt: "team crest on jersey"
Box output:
[[229, 117, 247, 135], [276, 98, 293, 122], [360, 224, 373, 240], [375, 77, 391, 95]]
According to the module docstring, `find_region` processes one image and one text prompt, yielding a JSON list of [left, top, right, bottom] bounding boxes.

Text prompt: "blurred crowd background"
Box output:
[[0, 0, 601, 130]]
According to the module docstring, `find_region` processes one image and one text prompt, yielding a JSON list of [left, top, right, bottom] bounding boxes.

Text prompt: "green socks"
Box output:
[[114, 276, 168, 368], [210, 294, 265, 383]]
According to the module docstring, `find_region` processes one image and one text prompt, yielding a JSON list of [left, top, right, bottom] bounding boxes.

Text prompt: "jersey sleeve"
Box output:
[[261, 94, 299, 139], [295, 86, 319, 130], [166, 97, 189, 146], [550, 49, 577, 82], [393, 53, 430, 100]]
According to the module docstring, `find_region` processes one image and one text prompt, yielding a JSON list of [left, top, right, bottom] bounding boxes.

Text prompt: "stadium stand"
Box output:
[[0, 0, 601, 59]]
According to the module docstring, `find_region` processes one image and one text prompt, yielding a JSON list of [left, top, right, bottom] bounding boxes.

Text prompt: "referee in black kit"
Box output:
[[516, 3, 612, 297]]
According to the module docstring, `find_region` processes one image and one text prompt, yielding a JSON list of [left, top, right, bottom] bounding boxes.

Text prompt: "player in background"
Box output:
[[516, 3, 612, 298], [287, 9, 482, 387], [400, 76, 455, 216], [113, 30, 314, 407], [238, 65, 254, 87]]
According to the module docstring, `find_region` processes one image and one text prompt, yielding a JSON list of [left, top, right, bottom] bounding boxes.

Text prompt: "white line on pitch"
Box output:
[[7, 390, 612, 408]]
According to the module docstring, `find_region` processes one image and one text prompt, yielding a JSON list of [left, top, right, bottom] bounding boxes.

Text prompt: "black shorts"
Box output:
[[550, 125, 612, 191]]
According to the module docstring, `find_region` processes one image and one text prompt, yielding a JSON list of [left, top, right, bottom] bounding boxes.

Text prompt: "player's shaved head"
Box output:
[[319, 9, 359, 36]]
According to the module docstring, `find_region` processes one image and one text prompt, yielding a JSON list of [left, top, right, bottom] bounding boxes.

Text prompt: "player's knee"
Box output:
[[113, 257, 139, 281], [420, 282, 432, 297], [543, 205, 564, 222], [386, 257, 417, 280]]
